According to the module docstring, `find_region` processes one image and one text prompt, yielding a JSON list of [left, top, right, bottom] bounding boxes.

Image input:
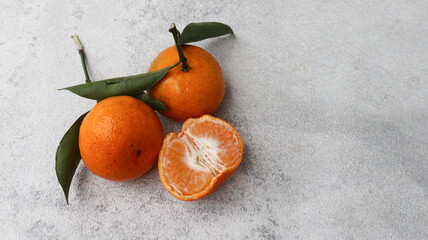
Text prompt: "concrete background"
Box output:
[[1, 0, 427, 239]]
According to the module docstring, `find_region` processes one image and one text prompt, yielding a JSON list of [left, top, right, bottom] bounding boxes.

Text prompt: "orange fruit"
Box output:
[[148, 45, 225, 121], [79, 96, 163, 181], [158, 114, 244, 201]]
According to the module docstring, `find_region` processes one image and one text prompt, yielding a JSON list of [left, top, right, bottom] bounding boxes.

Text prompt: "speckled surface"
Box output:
[[1, 0, 427, 239]]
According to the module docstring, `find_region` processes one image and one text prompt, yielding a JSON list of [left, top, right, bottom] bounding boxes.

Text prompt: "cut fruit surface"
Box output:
[[158, 115, 244, 201]]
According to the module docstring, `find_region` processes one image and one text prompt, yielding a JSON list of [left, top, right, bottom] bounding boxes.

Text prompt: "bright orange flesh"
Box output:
[[158, 115, 244, 201], [148, 45, 225, 121], [79, 96, 163, 181]]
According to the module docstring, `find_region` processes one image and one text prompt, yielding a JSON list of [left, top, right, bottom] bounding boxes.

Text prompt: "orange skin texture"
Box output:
[[158, 115, 244, 201], [79, 96, 163, 182], [148, 45, 225, 121]]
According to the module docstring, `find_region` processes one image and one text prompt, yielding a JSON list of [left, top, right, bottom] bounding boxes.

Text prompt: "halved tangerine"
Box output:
[[158, 115, 244, 201]]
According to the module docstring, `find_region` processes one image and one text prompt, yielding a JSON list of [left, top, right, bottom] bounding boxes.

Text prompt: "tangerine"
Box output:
[[158, 114, 244, 201], [148, 45, 225, 121], [79, 96, 163, 181]]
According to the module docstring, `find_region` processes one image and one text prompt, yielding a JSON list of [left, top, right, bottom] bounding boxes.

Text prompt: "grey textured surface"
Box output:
[[1, 0, 427, 239]]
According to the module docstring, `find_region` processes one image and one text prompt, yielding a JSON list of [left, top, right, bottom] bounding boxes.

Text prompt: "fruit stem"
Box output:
[[169, 23, 191, 72], [71, 34, 92, 83]]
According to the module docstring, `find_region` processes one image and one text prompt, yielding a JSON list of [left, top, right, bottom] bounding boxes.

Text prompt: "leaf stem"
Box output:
[[168, 61, 181, 70], [169, 23, 191, 72], [71, 35, 92, 83]]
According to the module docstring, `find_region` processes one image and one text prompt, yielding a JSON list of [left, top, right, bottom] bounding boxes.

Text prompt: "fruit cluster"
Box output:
[[56, 22, 243, 203]]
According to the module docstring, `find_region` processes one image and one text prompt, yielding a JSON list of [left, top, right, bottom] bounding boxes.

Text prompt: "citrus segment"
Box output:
[[186, 118, 242, 168], [158, 115, 244, 201], [162, 137, 213, 196]]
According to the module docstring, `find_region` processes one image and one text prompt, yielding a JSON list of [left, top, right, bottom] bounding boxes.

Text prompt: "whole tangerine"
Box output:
[[147, 45, 225, 121], [79, 96, 163, 181]]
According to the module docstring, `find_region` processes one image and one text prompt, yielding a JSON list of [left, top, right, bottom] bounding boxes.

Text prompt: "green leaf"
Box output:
[[134, 92, 167, 111], [56, 112, 88, 204], [179, 22, 233, 44], [60, 67, 170, 101]]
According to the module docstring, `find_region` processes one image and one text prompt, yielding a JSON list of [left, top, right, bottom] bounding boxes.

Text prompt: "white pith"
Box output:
[[181, 128, 226, 176]]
